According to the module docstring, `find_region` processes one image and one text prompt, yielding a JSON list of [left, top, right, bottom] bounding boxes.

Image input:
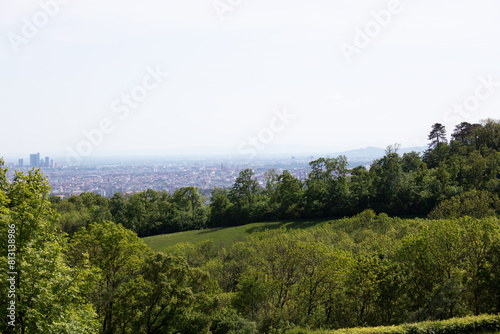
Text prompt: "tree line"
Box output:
[[51, 119, 500, 237]]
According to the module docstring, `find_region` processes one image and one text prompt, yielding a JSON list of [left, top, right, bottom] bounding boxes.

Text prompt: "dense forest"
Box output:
[[51, 119, 500, 238], [1, 119, 500, 333]]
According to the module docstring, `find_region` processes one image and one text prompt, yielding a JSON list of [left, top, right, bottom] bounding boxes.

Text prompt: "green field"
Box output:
[[142, 217, 332, 251]]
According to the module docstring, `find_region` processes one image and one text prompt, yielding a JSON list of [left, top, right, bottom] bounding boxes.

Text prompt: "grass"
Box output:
[[142, 217, 333, 251]]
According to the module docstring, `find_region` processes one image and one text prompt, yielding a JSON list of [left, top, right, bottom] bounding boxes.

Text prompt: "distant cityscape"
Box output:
[[5, 147, 424, 199], [7, 153, 317, 199]]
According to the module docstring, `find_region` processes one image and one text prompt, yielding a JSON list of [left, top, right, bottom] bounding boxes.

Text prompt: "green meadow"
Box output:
[[142, 217, 332, 251]]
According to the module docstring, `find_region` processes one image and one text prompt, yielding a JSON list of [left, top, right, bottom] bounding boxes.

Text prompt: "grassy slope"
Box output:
[[143, 217, 332, 251]]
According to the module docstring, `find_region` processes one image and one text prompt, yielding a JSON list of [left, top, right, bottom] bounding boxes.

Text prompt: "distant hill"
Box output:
[[335, 146, 426, 160]]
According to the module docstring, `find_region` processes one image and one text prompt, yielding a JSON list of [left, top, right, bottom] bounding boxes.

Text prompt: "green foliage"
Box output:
[[54, 187, 208, 237], [164, 212, 500, 332], [285, 314, 500, 334], [429, 190, 500, 219], [133, 252, 213, 334], [67, 220, 219, 334], [67, 221, 151, 333], [0, 160, 99, 333], [305, 156, 350, 217], [209, 308, 258, 334]]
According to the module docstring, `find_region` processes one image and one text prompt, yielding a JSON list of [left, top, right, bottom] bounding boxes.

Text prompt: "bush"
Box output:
[[286, 314, 500, 334], [209, 308, 257, 334]]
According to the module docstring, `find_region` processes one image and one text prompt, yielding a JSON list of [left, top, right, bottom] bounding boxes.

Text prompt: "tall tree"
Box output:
[[229, 169, 260, 207], [423, 123, 448, 168], [451, 122, 474, 145], [208, 187, 233, 227], [229, 169, 261, 223], [370, 148, 404, 214], [305, 156, 349, 217], [274, 170, 304, 218], [429, 123, 447, 159]]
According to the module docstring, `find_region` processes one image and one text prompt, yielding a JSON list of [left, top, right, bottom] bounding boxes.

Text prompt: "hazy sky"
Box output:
[[1, 0, 500, 162]]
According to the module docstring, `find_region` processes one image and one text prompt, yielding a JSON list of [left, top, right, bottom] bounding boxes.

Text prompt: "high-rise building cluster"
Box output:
[[20, 153, 59, 168]]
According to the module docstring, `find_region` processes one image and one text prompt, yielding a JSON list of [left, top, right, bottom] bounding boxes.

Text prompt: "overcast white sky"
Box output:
[[1, 0, 499, 162]]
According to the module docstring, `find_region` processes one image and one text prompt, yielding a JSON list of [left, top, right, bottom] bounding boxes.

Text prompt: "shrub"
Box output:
[[286, 314, 500, 334]]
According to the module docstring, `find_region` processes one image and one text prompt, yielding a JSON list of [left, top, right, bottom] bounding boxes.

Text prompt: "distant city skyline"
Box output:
[[3, 145, 427, 165], [9, 152, 60, 168], [4, 154, 375, 198]]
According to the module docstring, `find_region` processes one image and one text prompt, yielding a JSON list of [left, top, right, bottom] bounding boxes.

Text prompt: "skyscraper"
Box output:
[[30, 154, 39, 167], [18, 159, 23, 167], [45, 156, 49, 168]]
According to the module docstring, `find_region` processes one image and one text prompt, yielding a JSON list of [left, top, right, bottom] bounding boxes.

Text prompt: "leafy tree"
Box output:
[[171, 187, 208, 231], [475, 118, 500, 151], [484, 235, 500, 313], [346, 255, 384, 326], [110, 192, 128, 226], [401, 151, 425, 173], [305, 156, 349, 217], [133, 252, 213, 334], [229, 169, 261, 223], [451, 122, 478, 146], [0, 160, 98, 334], [460, 217, 500, 315], [232, 273, 269, 322], [349, 165, 372, 213], [208, 187, 233, 227], [172, 187, 204, 211], [229, 169, 259, 206], [374, 260, 406, 325], [274, 170, 304, 218], [398, 219, 465, 320], [124, 191, 150, 235], [67, 221, 150, 334], [464, 150, 488, 189], [369, 148, 404, 214]]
